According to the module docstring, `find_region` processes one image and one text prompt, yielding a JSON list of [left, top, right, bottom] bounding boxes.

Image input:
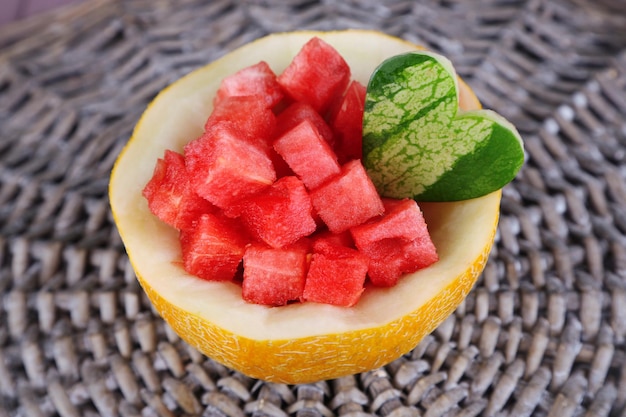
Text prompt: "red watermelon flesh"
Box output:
[[205, 95, 277, 149], [328, 80, 367, 164], [275, 101, 335, 147], [184, 123, 276, 210], [273, 120, 341, 190], [310, 159, 384, 233], [351, 199, 438, 287], [277, 37, 351, 113], [242, 242, 310, 306], [239, 176, 317, 249], [302, 245, 369, 307], [142, 150, 215, 230], [311, 230, 356, 254], [351, 198, 431, 245], [179, 213, 250, 281], [214, 61, 284, 109], [362, 237, 439, 287]]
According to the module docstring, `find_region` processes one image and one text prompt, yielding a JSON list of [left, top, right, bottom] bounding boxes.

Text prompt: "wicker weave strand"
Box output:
[[1, 0, 626, 416]]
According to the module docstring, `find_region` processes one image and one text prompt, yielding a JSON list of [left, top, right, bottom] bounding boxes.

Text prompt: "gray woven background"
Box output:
[[1, 0, 626, 416]]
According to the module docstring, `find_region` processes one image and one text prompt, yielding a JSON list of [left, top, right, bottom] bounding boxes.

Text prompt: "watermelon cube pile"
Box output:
[[142, 37, 439, 307]]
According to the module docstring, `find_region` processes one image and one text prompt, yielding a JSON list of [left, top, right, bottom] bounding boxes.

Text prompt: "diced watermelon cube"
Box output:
[[214, 61, 284, 109], [205, 96, 277, 149], [327, 80, 367, 164], [239, 176, 317, 248], [273, 120, 341, 190], [310, 160, 384, 233], [275, 101, 334, 147], [351, 198, 438, 286], [362, 237, 439, 287], [179, 213, 250, 281], [242, 242, 310, 306], [142, 150, 215, 230], [277, 37, 351, 113], [302, 245, 368, 307], [184, 123, 276, 210], [351, 198, 430, 244], [311, 230, 355, 254]]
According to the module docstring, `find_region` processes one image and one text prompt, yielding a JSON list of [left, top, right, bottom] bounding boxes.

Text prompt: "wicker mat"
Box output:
[[1, 0, 626, 416]]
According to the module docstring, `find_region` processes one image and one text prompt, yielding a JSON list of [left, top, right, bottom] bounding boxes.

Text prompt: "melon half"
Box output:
[[109, 30, 501, 384]]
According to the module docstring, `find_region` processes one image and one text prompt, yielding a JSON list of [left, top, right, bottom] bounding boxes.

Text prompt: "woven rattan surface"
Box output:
[[1, 0, 626, 416]]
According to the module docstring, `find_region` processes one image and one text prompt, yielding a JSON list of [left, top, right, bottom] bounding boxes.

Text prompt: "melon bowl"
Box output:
[[109, 30, 501, 384]]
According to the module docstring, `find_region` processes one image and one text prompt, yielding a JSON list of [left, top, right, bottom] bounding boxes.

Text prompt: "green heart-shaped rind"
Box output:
[[362, 51, 524, 202], [362, 51, 459, 158]]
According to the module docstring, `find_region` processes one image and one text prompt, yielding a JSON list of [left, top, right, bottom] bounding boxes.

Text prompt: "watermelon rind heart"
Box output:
[[362, 50, 524, 202]]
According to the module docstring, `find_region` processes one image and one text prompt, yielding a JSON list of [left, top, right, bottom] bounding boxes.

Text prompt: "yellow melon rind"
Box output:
[[137, 211, 496, 383]]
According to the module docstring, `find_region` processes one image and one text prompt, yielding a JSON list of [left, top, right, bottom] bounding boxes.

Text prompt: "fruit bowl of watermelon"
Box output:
[[109, 30, 523, 384]]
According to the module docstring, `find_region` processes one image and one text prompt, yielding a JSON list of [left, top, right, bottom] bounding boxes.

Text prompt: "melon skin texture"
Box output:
[[109, 30, 501, 384]]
